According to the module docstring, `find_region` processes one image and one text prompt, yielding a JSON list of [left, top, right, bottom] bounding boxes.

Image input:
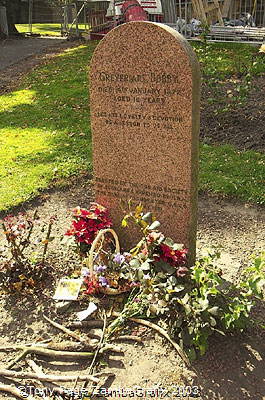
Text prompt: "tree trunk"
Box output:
[[0, 0, 21, 36]]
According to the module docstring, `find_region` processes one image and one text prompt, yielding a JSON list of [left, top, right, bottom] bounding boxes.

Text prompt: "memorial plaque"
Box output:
[[90, 21, 200, 263]]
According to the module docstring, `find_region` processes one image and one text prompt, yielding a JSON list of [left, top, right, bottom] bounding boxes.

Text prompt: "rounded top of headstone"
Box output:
[[91, 21, 200, 78]]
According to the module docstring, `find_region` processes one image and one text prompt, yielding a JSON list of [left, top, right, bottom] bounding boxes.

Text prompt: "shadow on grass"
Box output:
[[0, 43, 98, 210]]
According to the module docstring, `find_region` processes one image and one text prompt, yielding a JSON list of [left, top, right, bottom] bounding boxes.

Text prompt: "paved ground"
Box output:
[[0, 36, 70, 71]]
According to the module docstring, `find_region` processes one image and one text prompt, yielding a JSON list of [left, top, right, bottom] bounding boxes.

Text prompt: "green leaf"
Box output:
[[172, 243, 184, 251], [187, 347, 197, 361], [129, 259, 141, 269], [140, 261, 151, 271], [163, 237, 175, 247]]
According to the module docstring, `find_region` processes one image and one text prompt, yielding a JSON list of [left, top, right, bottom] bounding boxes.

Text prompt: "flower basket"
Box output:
[[88, 228, 130, 295]]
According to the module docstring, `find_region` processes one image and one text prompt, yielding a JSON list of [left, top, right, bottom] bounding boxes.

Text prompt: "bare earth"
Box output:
[[0, 38, 264, 400]]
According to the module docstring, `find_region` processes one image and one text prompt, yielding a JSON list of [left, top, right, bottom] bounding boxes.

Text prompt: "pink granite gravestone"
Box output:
[[90, 21, 200, 264]]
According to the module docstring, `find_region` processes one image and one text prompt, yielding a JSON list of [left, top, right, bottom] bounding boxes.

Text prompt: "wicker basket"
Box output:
[[88, 228, 128, 295]]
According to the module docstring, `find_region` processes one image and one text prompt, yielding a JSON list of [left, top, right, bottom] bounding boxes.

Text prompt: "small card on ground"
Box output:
[[53, 278, 83, 301]]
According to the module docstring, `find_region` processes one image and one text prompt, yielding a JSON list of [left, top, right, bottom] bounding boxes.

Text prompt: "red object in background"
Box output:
[[121, 0, 148, 22]]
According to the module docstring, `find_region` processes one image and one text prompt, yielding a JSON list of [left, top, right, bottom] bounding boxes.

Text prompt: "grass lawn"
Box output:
[[0, 42, 264, 211], [16, 23, 88, 36]]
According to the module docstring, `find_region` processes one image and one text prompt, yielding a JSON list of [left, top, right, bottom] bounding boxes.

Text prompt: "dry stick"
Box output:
[[7, 347, 95, 370], [67, 320, 104, 329], [88, 311, 107, 375], [7, 349, 28, 370], [1, 341, 92, 353], [112, 311, 190, 367], [26, 359, 49, 400], [111, 335, 143, 343], [0, 369, 100, 384], [0, 384, 36, 400], [82, 311, 108, 392], [43, 314, 86, 343], [27, 359, 67, 398]]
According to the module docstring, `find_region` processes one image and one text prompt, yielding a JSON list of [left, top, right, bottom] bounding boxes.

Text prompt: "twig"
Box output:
[[2, 341, 120, 357], [112, 311, 190, 366], [88, 311, 107, 375], [27, 359, 67, 398], [98, 343, 122, 353], [7, 349, 28, 369], [82, 311, 107, 392], [0, 369, 100, 384], [26, 359, 49, 400], [7, 347, 95, 370], [43, 314, 86, 342], [0, 342, 50, 352], [67, 320, 104, 329], [41, 218, 53, 264], [20, 210, 38, 253], [111, 335, 143, 343], [0, 384, 36, 400]]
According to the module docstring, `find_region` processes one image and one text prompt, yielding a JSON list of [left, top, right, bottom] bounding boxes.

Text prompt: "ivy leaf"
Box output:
[[187, 347, 197, 362]]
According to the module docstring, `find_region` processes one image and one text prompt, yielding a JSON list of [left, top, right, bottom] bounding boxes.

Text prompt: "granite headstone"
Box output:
[[90, 21, 200, 263]]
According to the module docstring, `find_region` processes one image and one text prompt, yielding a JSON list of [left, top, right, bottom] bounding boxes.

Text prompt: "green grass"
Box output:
[[0, 44, 97, 211], [200, 144, 265, 204], [191, 41, 265, 79], [16, 23, 88, 36], [0, 42, 264, 211]]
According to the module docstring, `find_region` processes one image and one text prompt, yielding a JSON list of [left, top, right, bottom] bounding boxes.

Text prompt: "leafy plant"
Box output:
[[107, 204, 265, 360], [0, 212, 56, 291]]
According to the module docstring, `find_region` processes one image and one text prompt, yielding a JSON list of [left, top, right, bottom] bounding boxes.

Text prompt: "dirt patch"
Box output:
[[0, 178, 264, 400], [200, 74, 265, 153]]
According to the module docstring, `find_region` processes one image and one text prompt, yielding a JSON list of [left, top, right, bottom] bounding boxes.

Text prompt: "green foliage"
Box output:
[[192, 42, 265, 80], [192, 42, 265, 113], [110, 205, 265, 360], [172, 251, 265, 358]]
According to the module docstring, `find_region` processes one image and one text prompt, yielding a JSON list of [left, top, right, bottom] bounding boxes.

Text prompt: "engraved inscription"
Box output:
[[93, 69, 186, 138], [94, 177, 188, 213]]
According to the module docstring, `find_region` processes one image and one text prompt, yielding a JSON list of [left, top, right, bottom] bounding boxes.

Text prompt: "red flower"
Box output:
[[65, 203, 112, 245], [155, 243, 188, 269], [84, 277, 100, 294]]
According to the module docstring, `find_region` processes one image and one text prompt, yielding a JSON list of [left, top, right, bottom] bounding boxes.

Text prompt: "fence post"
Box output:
[[0, 6, 8, 36]]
